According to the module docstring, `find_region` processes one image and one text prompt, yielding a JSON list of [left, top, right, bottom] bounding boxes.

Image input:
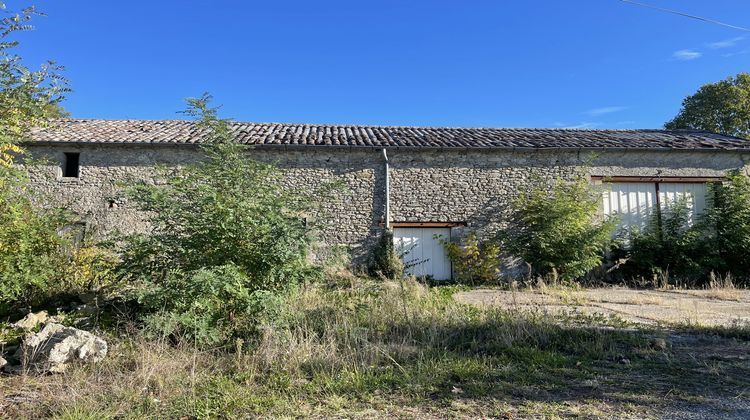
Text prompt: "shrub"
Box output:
[[440, 232, 501, 285], [136, 264, 285, 347], [503, 173, 617, 281], [700, 170, 750, 283], [614, 171, 750, 287], [119, 95, 324, 344], [368, 229, 404, 279], [0, 168, 127, 314], [0, 166, 71, 314], [121, 96, 318, 287], [66, 246, 123, 299], [0, 3, 70, 315], [616, 200, 705, 286]]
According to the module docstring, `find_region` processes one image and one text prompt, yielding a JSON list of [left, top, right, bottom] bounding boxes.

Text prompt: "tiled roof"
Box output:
[[28, 119, 750, 150]]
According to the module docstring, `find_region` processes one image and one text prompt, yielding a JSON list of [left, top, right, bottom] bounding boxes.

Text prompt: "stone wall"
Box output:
[[24, 144, 750, 263], [389, 149, 750, 239]]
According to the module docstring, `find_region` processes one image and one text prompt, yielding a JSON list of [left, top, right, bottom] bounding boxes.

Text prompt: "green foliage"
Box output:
[[615, 172, 750, 286], [66, 246, 123, 298], [119, 95, 322, 345], [503, 174, 617, 281], [0, 3, 71, 315], [440, 232, 501, 285], [617, 200, 705, 286], [0, 320, 24, 346], [121, 94, 317, 289], [701, 171, 750, 282], [665, 73, 750, 139], [0, 4, 69, 166], [137, 265, 286, 347], [0, 176, 70, 313], [0, 185, 123, 313], [368, 229, 404, 279]]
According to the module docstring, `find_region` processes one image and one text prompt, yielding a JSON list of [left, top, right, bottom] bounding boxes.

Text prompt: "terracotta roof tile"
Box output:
[[28, 119, 750, 150]]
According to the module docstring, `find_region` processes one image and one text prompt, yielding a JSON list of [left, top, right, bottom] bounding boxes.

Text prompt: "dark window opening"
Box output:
[[63, 152, 80, 178]]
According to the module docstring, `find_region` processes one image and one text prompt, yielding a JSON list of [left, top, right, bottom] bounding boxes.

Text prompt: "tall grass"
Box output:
[[1, 273, 657, 418], [19, 275, 750, 418]]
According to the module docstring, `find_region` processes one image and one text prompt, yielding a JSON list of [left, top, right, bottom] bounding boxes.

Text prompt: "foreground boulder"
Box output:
[[15, 323, 107, 373]]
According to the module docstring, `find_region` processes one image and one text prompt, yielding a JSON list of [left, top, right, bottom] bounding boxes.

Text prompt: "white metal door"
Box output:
[[602, 182, 709, 235], [602, 182, 657, 235], [392, 227, 452, 280], [659, 183, 708, 224]]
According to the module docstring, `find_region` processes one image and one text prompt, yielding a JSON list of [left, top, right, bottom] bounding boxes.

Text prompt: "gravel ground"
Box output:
[[454, 287, 750, 327], [455, 287, 750, 419]]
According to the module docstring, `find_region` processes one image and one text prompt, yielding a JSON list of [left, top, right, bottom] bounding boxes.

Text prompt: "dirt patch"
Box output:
[[454, 287, 750, 327], [454, 287, 750, 418]]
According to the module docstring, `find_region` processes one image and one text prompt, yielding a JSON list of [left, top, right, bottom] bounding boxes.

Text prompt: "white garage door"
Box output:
[[602, 182, 657, 234], [392, 227, 452, 281], [602, 182, 709, 235], [659, 183, 708, 225]]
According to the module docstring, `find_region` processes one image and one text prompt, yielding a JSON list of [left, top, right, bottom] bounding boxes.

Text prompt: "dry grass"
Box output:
[[1, 333, 224, 417], [1, 275, 749, 418], [691, 273, 742, 301]]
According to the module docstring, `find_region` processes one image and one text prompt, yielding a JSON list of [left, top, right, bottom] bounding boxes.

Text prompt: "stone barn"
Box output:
[[25, 119, 750, 279]]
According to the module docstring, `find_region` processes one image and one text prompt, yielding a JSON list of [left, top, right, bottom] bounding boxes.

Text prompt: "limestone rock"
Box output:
[[17, 323, 107, 373], [13, 311, 49, 331], [0, 356, 6, 370]]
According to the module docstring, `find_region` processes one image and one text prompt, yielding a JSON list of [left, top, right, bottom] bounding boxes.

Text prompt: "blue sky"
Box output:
[[16, 0, 750, 128]]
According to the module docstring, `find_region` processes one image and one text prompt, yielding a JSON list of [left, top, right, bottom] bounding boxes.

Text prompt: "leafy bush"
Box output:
[[440, 232, 501, 284], [0, 182, 126, 313], [66, 246, 123, 298], [0, 3, 70, 315], [701, 171, 750, 283], [616, 200, 705, 286], [368, 229, 404, 279], [0, 167, 71, 314], [119, 95, 322, 344], [503, 174, 617, 281], [614, 172, 750, 287], [137, 265, 285, 347], [0, 169, 127, 313], [121, 96, 317, 287]]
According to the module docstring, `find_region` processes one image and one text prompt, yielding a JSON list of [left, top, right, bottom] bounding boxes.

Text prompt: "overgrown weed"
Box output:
[[7, 275, 746, 418]]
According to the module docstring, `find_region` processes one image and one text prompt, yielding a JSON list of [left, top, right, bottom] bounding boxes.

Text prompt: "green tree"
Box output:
[[0, 3, 71, 314], [665, 73, 750, 139], [122, 95, 319, 288], [503, 174, 617, 282], [121, 95, 327, 345], [0, 4, 68, 166]]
